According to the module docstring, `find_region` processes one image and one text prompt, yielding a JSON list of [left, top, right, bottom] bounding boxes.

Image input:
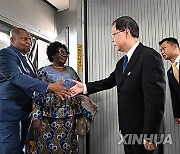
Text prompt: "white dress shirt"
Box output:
[[126, 41, 140, 62], [174, 54, 180, 70]]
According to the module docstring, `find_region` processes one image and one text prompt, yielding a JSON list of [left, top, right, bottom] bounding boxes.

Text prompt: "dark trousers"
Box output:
[[0, 119, 30, 154]]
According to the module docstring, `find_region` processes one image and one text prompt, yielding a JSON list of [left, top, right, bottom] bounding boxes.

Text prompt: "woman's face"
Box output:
[[53, 47, 69, 64]]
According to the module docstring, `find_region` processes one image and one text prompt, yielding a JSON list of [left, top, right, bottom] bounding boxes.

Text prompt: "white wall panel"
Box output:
[[0, 0, 57, 40], [87, 0, 180, 154], [37, 40, 50, 69]]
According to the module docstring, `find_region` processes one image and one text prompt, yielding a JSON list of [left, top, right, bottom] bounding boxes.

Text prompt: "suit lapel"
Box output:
[[21, 56, 36, 76], [168, 67, 179, 84], [118, 43, 144, 88], [116, 59, 124, 86]]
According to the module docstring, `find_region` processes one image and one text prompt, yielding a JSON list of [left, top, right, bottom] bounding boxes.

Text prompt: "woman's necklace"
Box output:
[[52, 64, 65, 69]]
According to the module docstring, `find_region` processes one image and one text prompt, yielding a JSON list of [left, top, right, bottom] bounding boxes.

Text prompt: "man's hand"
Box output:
[[48, 80, 71, 99], [32, 120, 42, 133], [70, 80, 84, 96], [174, 118, 180, 124], [143, 139, 157, 151]]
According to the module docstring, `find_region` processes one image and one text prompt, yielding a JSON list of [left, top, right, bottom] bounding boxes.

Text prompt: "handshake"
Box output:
[[48, 80, 84, 99]]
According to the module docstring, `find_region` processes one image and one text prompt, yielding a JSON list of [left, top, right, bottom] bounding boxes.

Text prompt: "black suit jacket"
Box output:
[[167, 66, 180, 118], [86, 43, 166, 135]]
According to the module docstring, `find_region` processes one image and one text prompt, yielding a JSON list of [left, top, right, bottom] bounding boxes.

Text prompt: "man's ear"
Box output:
[[10, 37, 15, 45], [173, 44, 178, 49], [125, 29, 129, 38], [125, 28, 129, 33]]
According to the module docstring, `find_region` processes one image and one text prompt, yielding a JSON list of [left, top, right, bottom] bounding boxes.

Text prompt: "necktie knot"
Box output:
[[122, 55, 128, 73], [172, 62, 179, 82], [172, 62, 177, 67]]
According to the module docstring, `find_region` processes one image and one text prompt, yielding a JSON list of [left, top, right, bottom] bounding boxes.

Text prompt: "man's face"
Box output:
[[160, 41, 175, 60], [111, 25, 126, 52], [11, 31, 32, 54]]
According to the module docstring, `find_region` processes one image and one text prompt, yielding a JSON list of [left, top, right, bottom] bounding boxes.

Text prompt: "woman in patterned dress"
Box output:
[[32, 42, 82, 154]]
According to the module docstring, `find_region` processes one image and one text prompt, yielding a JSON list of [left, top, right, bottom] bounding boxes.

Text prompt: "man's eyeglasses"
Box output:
[[111, 30, 124, 37], [58, 49, 70, 56]]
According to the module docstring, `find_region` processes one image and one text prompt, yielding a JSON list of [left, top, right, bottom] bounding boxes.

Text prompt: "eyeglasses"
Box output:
[[111, 30, 124, 37], [58, 49, 70, 56]]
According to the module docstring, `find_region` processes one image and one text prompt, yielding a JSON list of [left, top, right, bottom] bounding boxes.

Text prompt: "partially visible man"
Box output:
[[0, 28, 70, 154], [159, 37, 180, 124], [71, 16, 166, 154]]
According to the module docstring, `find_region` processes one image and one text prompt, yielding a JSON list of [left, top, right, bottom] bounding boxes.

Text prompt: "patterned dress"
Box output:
[[32, 66, 81, 154]]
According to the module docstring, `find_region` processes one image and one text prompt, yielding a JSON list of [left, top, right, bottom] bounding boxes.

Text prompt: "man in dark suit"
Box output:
[[71, 16, 166, 154], [159, 37, 180, 124], [0, 28, 70, 154]]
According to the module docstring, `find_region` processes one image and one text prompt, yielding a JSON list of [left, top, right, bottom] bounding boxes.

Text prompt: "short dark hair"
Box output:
[[112, 16, 139, 38], [159, 37, 179, 47], [46, 41, 68, 62]]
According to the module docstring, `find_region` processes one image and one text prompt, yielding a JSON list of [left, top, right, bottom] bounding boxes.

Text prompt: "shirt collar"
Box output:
[[175, 54, 180, 63], [10, 45, 27, 57], [126, 41, 140, 62], [19, 50, 27, 57], [174, 54, 180, 70]]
